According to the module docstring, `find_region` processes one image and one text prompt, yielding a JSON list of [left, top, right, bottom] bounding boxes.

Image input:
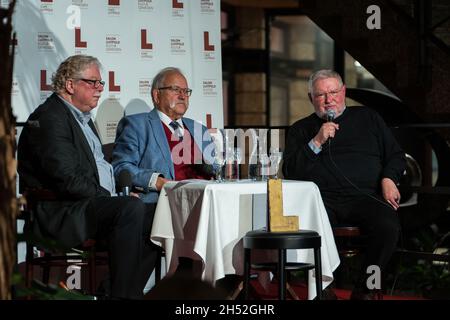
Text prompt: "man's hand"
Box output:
[[130, 192, 140, 198], [155, 176, 170, 191], [381, 178, 401, 210], [312, 122, 340, 147]]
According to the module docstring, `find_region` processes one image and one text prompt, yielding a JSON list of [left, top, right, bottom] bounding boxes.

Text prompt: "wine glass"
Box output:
[[259, 153, 270, 181], [269, 149, 283, 179], [234, 147, 242, 164], [214, 151, 226, 183]]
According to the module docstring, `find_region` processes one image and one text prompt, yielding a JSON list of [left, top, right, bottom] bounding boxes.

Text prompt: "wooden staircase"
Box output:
[[301, 0, 450, 123]]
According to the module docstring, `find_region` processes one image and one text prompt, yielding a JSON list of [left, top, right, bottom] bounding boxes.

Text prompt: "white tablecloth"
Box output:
[[150, 179, 340, 300]]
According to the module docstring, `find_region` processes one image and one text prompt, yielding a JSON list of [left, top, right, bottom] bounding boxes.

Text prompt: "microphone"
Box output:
[[117, 170, 132, 196], [326, 109, 336, 122], [326, 110, 336, 145]]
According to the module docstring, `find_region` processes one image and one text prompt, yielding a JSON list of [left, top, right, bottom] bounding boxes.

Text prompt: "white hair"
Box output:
[[308, 69, 343, 94]]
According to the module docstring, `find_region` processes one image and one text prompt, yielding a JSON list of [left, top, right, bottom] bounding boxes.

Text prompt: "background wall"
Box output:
[[9, 0, 223, 143]]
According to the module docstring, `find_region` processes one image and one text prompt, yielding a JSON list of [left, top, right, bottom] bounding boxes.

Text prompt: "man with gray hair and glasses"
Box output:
[[283, 69, 406, 299], [112, 67, 216, 204], [18, 55, 157, 299]]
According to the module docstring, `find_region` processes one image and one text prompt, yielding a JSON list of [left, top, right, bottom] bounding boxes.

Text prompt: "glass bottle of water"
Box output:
[[224, 146, 234, 180], [248, 136, 260, 181], [234, 147, 241, 180]]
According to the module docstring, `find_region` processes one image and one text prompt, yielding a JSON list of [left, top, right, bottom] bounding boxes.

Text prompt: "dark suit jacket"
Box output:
[[18, 93, 111, 248]]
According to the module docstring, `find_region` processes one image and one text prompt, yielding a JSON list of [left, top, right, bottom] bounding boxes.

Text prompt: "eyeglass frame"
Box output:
[[158, 85, 193, 97], [75, 78, 106, 88], [312, 86, 344, 100]]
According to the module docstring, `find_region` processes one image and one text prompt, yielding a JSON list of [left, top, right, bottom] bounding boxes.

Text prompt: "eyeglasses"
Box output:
[[76, 78, 105, 88], [313, 87, 343, 100], [158, 86, 193, 97]]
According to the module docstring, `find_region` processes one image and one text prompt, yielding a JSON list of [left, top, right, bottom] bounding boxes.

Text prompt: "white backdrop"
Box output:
[[10, 0, 223, 143]]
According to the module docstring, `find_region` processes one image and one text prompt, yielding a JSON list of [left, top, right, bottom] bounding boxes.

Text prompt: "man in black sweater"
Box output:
[[283, 70, 405, 300]]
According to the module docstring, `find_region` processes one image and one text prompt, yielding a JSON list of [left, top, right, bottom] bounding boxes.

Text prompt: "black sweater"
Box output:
[[283, 107, 406, 197]]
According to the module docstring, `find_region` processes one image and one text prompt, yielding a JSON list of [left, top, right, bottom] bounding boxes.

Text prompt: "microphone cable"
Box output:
[[388, 226, 405, 295], [327, 129, 407, 295], [327, 138, 394, 210], [328, 137, 406, 294]]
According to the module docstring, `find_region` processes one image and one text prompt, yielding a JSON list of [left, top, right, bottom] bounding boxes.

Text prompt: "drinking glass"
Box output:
[[214, 151, 226, 182], [269, 149, 283, 179], [259, 154, 270, 181]]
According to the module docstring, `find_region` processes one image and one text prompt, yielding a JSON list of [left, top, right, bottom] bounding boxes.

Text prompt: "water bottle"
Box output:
[[224, 146, 234, 180], [234, 148, 241, 180], [248, 153, 260, 181], [248, 136, 260, 181]]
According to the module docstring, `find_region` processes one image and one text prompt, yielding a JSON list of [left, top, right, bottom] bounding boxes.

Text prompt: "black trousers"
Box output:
[[87, 196, 157, 299], [322, 193, 400, 291]]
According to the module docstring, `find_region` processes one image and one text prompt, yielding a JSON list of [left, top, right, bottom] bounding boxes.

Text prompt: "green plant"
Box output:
[[12, 273, 95, 300], [388, 226, 450, 298]]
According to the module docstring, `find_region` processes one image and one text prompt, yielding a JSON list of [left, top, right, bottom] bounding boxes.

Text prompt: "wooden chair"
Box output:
[[333, 225, 362, 257], [331, 225, 363, 291], [333, 225, 386, 299], [22, 188, 108, 295]]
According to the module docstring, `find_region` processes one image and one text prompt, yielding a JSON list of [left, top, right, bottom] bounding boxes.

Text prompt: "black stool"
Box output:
[[243, 229, 323, 300]]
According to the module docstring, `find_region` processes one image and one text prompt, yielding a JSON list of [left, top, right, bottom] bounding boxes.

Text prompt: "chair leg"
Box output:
[[155, 249, 162, 284], [244, 248, 251, 299], [88, 248, 96, 295], [377, 270, 384, 300], [278, 249, 286, 300], [25, 243, 33, 288], [314, 247, 322, 300], [229, 281, 244, 300], [42, 252, 51, 285], [286, 282, 300, 300]]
